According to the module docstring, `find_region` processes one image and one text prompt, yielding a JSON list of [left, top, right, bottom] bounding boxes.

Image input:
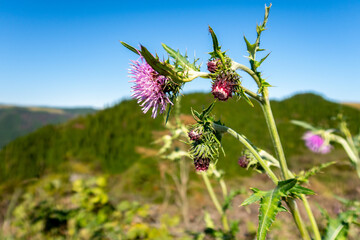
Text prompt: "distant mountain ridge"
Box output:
[[0, 93, 359, 185], [0, 104, 96, 148]]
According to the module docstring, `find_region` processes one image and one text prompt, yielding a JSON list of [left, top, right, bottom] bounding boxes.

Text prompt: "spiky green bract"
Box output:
[[189, 103, 224, 168], [243, 4, 272, 93], [241, 179, 314, 240], [161, 43, 200, 73], [208, 26, 227, 65]]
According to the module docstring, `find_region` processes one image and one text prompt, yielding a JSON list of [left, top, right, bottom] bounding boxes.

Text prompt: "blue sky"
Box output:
[[1, 0, 359, 108]]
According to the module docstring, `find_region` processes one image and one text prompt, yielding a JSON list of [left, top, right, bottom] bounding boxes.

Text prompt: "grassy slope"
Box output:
[[0, 105, 96, 148], [0, 93, 359, 185]]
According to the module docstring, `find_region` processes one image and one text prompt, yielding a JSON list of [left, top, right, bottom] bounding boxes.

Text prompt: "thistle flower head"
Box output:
[[302, 131, 332, 154], [211, 79, 234, 101], [129, 57, 173, 118], [211, 70, 240, 101], [194, 157, 210, 171]]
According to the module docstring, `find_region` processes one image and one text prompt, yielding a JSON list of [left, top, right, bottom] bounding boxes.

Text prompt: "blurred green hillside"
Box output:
[[0, 93, 359, 186], [0, 105, 96, 148]]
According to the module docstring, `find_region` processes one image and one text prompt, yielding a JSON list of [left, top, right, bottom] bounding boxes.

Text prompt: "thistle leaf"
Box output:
[[209, 26, 220, 53], [239, 88, 254, 107], [162, 43, 199, 71], [120, 41, 139, 55], [244, 36, 257, 59], [259, 52, 271, 65], [241, 190, 265, 206], [257, 179, 297, 240], [140, 45, 172, 77], [289, 185, 315, 197]]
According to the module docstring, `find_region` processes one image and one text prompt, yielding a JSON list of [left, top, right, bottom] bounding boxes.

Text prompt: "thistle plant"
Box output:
[[122, 4, 332, 239], [292, 113, 360, 178]]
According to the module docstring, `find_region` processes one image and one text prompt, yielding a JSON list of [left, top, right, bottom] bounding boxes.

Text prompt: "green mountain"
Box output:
[[0, 93, 359, 185], [0, 105, 96, 148]]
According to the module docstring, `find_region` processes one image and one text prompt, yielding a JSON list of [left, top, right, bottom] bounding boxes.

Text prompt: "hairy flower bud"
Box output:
[[194, 157, 210, 171], [188, 129, 202, 141], [238, 156, 249, 168], [207, 59, 221, 73]]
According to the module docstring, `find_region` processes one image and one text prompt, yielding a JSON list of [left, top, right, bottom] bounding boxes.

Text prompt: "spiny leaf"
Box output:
[[162, 43, 199, 71], [244, 36, 257, 58], [239, 88, 254, 107], [120, 41, 139, 55], [140, 45, 172, 76], [257, 179, 297, 240], [289, 185, 315, 197], [191, 108, 201, 121], [241, 190, 265, 206], [209, 26, 220, 53], [200, 102, 215, 119], [259, 52, 271, 65]]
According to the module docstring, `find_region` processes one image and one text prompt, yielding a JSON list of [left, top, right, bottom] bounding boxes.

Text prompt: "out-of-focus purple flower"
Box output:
[[211, 79, 234, 101], [238, 156, 249, 168], [193, 157, 210, 171], [129, 57, 173, 118], [302, 131, 332, 154]]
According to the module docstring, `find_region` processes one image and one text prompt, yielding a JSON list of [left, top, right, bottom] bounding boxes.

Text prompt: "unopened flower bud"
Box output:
[[188, 130, 202, 141], [194, 157, 210, 171], [238, 156, 249, 168], [207, 59, 221, 73]]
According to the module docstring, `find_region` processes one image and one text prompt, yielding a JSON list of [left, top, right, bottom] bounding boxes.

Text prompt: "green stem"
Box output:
[[287, 200, 311, 240], [301, 195, 321, 240], [201, 172, 230, 231], [212, 123, 278, 184], [331, 135, 360, 178], [231, 61, 261, 87], [260, 88, 312, 239], [260, 90, 290, 180]]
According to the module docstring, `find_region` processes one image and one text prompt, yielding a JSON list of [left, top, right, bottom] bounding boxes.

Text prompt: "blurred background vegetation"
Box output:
[[0, 92, 360, 239]]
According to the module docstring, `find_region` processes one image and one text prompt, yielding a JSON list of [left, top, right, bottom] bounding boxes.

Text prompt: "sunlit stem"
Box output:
[[183, 70, 210, 82], [231, 61, 261, 87], [201, 172, 230, 231], [261, 88, 290, 180], [210, 165, 228, 198], [331, 135, 360, 178], [287, 200, 311, 240], [260, 88, 313, 239]]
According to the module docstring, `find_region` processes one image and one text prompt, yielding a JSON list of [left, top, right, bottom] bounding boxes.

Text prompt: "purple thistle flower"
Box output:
[[211, 79, 234, 101], [302, 131, 332, 154], [129, 57, 173, 118]]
